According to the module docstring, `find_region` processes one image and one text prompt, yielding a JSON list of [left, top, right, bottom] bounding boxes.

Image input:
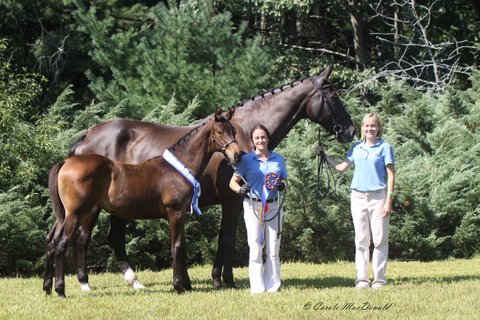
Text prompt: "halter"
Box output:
[[319, 84, 351, 141], [211, 127, 239, 168], [315, 83, 351, 196]]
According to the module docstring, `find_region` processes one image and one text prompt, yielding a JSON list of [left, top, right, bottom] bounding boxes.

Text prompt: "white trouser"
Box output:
[[350, 189, 389, 287], [243, 198, 282, 294]]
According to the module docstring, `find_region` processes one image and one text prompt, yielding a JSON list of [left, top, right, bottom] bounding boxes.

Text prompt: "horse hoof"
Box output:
[[80, 283, 92, 292], [133, 280, 146, 289], [213, 278, 223, 289], [224, 281, 237, 289], [174, 286, 185, 294]]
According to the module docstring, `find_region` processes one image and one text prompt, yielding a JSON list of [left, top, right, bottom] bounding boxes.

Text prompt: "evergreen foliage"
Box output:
[[0, 0, 479, 276], [73, 0, 273, 119]]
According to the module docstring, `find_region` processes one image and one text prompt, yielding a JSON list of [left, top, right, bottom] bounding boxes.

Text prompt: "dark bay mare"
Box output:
[[68, 65, 356, 289], [43, 109, 241, 298]]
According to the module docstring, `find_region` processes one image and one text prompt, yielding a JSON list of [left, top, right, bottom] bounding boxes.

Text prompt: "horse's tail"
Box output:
[[48, 160, 66, 221], [68, 132, 87, 157]]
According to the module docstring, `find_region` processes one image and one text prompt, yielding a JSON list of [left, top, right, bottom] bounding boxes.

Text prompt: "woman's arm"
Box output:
[[315, 146, 352, 173], [383, 163, 395, 217]]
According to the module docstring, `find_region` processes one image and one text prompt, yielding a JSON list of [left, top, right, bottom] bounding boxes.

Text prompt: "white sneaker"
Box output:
[[355, 281, 370, 289], [371, 283, 386, 289]]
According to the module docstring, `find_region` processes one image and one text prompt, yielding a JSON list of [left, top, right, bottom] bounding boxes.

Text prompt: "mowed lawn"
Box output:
[[1, 257, 479, 320]]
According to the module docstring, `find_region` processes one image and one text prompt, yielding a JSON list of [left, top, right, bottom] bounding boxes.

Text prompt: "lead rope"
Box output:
[[317, 128, 337, 197], [230, 164, 285, 264]]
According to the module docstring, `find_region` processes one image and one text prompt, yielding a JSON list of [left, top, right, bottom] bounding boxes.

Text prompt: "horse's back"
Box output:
[[73, 119, 194, 163]]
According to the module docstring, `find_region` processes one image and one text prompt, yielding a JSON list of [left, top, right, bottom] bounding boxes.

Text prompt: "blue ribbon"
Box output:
[[163, 149, 202, 216], [259, 184, 271, 246]]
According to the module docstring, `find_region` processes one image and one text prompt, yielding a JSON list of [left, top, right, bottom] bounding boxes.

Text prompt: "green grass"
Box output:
[[1, 257, 479, 320]]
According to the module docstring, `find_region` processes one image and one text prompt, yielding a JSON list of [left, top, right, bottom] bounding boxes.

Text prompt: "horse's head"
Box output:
[[306, 66, 356, 143], [211, 108, 242, 165]]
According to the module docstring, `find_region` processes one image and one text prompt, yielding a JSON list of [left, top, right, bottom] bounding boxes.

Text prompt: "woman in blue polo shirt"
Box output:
[[229, 124, 287, 295], [316, 113, 395, 289]]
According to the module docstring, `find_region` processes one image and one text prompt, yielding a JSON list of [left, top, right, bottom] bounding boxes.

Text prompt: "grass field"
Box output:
[[1, 257, 479, 320]]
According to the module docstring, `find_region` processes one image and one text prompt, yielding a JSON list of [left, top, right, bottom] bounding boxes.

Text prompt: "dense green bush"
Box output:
[[1, 0, 480, 276]]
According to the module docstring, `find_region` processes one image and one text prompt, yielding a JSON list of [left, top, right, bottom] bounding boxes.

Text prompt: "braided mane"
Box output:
[[231, 76, 312, 109]]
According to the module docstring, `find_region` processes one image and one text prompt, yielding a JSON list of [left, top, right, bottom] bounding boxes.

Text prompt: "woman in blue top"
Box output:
[[316, 113, 395, 289], [229, 124, 287, 295]]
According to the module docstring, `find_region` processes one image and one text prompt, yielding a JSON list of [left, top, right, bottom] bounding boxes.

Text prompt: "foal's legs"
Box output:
[[107, 216, 146, 289], [54, 214, 79, 298], [168, 210, 188, 294], [180, 232, 192, 291], [72, 208, 101, 292], [43, 220, 62, 295]]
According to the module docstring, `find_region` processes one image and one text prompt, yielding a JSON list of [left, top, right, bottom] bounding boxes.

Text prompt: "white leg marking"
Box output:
[[79, 282, 92, 292], [124, 267, 146, 289], [133, 280, 146, 289]]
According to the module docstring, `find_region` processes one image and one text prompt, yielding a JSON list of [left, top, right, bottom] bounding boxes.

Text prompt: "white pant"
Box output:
[[243, 198, 282, 294], [350, 189, 389, 287]]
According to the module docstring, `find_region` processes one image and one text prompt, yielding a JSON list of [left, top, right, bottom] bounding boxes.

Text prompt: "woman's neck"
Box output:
[[364, 137, 378, 146], [255, 149, 270, 159]]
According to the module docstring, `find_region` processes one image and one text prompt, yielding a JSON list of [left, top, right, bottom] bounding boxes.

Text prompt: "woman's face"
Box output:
[[252, 128, 269, 151], [362, 117, 379, 140]]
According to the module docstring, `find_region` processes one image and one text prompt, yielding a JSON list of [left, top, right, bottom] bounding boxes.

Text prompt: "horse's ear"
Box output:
[[320, 65, 333, 81], [215, 107, 223, 121], [226, 107, 235, 120]]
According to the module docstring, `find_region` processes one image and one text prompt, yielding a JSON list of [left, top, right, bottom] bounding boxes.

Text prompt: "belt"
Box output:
[[246, 194, 278, 203]]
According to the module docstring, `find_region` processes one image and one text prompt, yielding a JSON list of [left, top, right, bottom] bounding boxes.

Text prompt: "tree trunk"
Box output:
[[349, 0, 367, 70]]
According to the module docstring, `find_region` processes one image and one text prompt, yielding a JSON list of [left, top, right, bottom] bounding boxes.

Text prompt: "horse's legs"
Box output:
[[168, 210, 187, 294], [72, 208, 100, 292], [43, 220, 61, 295], [54, 215, 78, 298], [107, 215, 145, 289], [212, 199, 242, 289], [212, 232, 225, 289]]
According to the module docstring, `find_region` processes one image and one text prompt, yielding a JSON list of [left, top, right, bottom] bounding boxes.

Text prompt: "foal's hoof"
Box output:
[[132, 280, 146, 289]]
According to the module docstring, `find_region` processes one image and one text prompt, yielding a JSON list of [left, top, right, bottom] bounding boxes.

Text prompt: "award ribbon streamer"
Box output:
[[163, 149, 202, 216]]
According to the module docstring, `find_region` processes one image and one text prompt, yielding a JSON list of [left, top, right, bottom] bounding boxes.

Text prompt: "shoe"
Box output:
[[355, 281, 370, 289], [371, 283, 386, 290]]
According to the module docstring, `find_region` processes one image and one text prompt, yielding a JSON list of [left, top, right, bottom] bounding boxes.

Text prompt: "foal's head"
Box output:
[[210, 108, 241, 165]]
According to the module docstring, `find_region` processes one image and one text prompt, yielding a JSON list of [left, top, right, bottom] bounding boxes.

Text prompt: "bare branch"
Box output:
[[366, 0, 479, 92]]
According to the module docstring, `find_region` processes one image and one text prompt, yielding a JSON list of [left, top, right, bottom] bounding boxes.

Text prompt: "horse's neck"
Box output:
[[234, 80, 314, 149], [170, 126, 211, 177]]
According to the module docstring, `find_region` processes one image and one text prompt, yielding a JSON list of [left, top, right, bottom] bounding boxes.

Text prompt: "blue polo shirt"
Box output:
[[346, 139, 395, 192], [234, 151, 288, 199]]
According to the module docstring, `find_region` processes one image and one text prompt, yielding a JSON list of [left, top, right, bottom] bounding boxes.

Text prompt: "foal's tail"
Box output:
[[48, 160, 66, 221]]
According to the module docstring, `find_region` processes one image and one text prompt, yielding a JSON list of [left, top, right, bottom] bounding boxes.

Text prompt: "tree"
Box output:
[[72, 0, 274, 119]]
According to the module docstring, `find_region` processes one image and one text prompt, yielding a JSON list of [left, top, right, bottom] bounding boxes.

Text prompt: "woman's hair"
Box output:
[[250, 124, 270, 150], [360, 113, 383, 140], [250, 124, 270, 140]]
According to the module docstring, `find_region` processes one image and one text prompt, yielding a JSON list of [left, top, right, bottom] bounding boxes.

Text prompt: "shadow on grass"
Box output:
[[392, 274, 480, 286], [84, 272, 480, 297]]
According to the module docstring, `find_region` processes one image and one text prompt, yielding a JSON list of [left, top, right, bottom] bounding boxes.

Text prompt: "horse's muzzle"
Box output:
[[339, 125, 356, 143], [234, 151, 245, 164]]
